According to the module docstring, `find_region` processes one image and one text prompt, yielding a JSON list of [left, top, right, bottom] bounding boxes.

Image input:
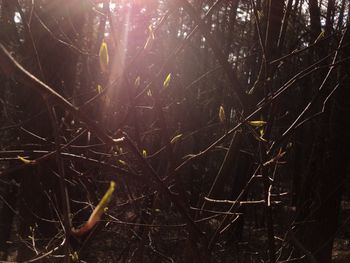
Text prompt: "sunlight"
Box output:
[[98, 0, 132, 128], [110, 2, 116, 11], [108, 3, 130, 84], [14, 12, 21, 23]]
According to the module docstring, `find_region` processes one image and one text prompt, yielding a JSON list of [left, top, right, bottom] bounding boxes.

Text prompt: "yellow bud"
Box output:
[[134, 76, 141, 87], [144, 25, 155, 51], [163, 73, 171, 88], [97, 84, 102, 94], [248, 120, 267, 127], [142, 149, 147, 158], [17, 155, 35, 165], [219, 106, 226, 123], [99, 39, 109, 73]]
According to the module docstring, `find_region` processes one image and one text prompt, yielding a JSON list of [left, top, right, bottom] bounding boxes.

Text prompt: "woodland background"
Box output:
[[1, 0, 350, 262]]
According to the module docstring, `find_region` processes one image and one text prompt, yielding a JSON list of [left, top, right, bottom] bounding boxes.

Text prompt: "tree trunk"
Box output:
[[294, 27, 350, 263]]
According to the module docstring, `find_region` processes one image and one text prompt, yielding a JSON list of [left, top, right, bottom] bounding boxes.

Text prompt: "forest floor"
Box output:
[[332, 200, 350, 262], [332, 238, 350, 262]]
